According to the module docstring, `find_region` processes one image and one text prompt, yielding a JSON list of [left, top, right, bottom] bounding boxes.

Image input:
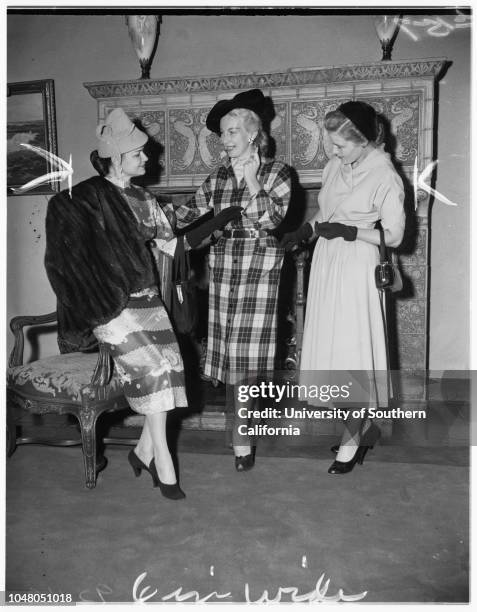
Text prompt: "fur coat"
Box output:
[[45, 176, 156, 352]]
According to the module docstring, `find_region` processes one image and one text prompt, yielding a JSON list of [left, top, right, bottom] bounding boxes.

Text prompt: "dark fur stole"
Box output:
[[45, 176, 156, 351]]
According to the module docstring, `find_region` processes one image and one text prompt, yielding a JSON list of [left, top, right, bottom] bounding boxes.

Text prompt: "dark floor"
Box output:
[[5, 422, 469, 604]]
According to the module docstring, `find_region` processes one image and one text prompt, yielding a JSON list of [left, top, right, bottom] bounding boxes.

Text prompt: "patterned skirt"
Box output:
[[93, 290, 187, 415]]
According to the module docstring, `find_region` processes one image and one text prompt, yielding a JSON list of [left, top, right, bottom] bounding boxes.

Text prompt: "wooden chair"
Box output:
[[6, 312, 129, 488]]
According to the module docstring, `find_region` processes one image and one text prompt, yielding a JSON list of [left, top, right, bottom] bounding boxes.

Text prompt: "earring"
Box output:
[[248, 136, 254, 144]]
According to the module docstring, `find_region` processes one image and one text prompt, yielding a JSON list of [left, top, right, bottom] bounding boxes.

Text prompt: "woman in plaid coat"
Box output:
[[173, 89, 291, 471]]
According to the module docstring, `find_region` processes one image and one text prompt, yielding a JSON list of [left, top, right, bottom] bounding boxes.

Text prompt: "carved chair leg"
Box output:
[[76, 407, 99, 489]]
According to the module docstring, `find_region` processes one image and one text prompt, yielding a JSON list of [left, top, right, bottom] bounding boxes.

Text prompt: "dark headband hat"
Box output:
[[337, 101, 378, 142], [206, 88, 275, 135]]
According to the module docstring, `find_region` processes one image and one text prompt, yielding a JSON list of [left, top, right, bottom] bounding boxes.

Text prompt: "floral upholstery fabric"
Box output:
[[7, 353, 122, 403]]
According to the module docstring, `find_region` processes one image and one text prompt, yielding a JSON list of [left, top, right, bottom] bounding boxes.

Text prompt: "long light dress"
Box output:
[[300, 148, 405, 407]]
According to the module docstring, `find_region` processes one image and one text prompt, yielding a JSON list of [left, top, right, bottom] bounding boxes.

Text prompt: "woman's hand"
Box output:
[[243, 148, 261, 193], [279, 223, 314, 251]]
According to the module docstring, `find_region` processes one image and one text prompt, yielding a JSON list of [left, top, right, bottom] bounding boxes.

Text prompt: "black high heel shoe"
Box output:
[[157, 477, 186, 500], [328, 445, 371, 474], [150, 459, 186, 500], [235, 454, 254, 472], [128, 450, 160, 486], [128, 451, 185, 499]]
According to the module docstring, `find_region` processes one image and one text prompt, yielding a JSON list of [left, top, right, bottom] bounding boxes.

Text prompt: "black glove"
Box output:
[[315, 222, 357, 242], [279, 223, 313, 251], [185, 206, 243, 248]]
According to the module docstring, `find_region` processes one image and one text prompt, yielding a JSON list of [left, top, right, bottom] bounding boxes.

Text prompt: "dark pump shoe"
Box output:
[[128, 450, 185, 499], [128, 449, 159, 486], [328, 445, 371, 474], [156, 475, 186, 500], [235, 454, 255, 472], [149, 457, 185, 500]]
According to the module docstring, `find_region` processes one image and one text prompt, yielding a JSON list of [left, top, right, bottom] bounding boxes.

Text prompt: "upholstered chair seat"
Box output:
[[8, 353, 122, 404], [7, 312, 129, 488]]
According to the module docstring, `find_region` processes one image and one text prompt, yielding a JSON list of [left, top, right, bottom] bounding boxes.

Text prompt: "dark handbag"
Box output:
[[375, 226, 403, 292], [169, 235, 198, 334]]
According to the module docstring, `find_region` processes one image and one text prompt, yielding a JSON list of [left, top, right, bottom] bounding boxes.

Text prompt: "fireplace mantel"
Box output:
[[84, 58, 445, 97], [84, 58, 446, 402]]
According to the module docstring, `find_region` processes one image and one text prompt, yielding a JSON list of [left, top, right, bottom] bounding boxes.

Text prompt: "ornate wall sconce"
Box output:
[[125, 15, 161, 79], [374, 15, 401, 61]]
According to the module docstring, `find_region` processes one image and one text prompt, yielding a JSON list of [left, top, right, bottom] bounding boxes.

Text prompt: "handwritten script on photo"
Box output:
[[131, 571, 368, 603], [400, 12, 471, 41]]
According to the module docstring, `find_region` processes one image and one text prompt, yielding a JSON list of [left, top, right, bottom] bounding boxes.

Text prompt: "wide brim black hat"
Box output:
[[206, 88, 275, 135]]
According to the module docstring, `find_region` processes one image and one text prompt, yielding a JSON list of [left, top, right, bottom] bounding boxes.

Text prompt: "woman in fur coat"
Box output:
[[45, 108, 241, 499]]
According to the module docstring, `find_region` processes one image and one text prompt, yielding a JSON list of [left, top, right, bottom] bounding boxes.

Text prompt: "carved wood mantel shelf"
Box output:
[[84, 58, 445, 97], [85, 58, 446, 409]]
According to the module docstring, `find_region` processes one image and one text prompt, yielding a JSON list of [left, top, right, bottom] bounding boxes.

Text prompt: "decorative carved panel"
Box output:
[[168, 107, 216, 175]]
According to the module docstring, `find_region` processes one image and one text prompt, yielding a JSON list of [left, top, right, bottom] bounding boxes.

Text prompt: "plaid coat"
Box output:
[[170, 158, 291, 384]]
